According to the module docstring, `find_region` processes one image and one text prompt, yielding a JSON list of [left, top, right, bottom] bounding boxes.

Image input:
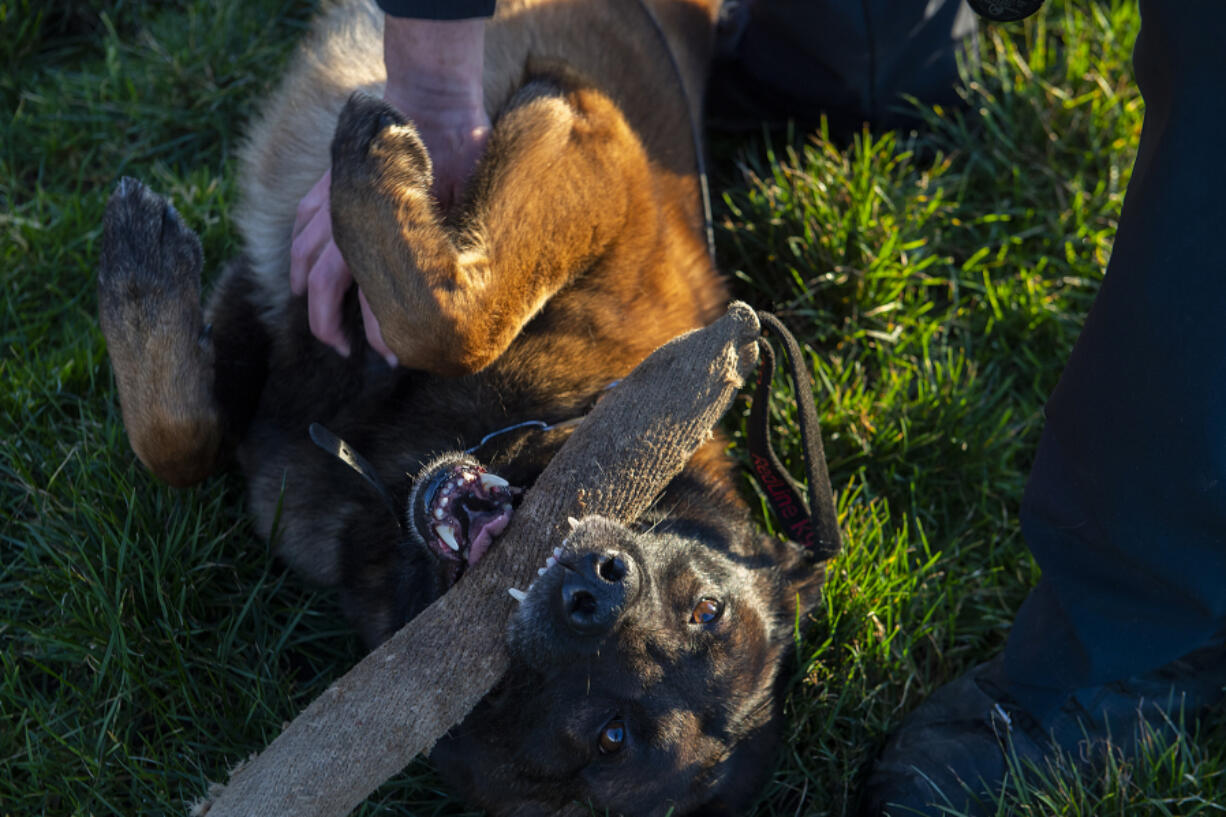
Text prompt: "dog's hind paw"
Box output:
[[99, 177, 204, 337], [98, 177, 222, 487]]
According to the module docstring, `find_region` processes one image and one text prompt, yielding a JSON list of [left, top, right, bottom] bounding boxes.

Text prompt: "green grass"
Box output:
[[3, 1, 1222, 815]]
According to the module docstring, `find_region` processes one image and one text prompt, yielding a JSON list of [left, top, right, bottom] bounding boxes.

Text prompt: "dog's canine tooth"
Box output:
[[567, 516, 580, 529], [553, 547, 563, 559], [538, 567, 548, 577], [436, 523, 460, 551], [480, 472, 510, 490], [545, 556, 557, 569], [434, 507, 445, 520], [507, 587, 528, 602]]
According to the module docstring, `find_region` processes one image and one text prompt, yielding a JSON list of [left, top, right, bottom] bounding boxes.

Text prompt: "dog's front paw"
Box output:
[[326, 94, 489, 373], [330, 92, 433, 198], [329, 94, 435, 293]]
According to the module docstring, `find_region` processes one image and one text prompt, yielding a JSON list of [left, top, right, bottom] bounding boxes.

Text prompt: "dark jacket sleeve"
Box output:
[[375, 0, 494, 19]]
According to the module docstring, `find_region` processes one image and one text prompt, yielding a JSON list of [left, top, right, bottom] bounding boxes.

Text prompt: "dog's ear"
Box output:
[[685, 701, 784, 817], [759, 533, 827, 620]]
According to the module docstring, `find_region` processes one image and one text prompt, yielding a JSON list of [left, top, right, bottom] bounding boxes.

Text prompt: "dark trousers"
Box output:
[[707, 0, 978, 136], [714, 0, 1226, 710], [1003, 0, 1226, 715]]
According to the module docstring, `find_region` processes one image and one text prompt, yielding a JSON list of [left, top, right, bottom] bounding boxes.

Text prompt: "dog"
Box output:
[[97, 0, 826, 813]]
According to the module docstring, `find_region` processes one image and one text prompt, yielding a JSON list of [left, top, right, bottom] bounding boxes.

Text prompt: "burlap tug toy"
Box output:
[[195, 301, 837, 817]]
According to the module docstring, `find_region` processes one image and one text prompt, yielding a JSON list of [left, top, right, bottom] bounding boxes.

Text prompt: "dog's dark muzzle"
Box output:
[[504, 516, 646, 665], [558, 550, 635, 637], [406, 452, 518, 584]]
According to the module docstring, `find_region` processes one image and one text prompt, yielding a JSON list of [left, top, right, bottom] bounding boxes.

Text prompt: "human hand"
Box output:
[[290, 16, 489, 364], [290, 169, 397, 364]]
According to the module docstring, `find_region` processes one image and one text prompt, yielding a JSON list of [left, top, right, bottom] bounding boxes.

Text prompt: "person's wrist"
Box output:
[[383, 80, 484, 123]]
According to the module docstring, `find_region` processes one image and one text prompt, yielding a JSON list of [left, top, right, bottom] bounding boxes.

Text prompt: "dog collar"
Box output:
[[464, 379, 619, 456]]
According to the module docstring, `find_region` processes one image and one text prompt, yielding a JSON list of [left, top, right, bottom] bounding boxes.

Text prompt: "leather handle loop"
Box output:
[[747, 312, 841, 560]]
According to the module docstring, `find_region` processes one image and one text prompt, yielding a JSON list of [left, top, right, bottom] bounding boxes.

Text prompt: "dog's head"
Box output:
[[431, 514, 824, 816]]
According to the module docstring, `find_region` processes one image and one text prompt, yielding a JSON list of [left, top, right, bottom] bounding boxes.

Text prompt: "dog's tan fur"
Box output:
[[237, 0, 720, 343]]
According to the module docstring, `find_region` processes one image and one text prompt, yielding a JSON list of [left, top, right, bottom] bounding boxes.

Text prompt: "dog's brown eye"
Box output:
[[690, 597, 723, 625], [598, 718, 626, 754]]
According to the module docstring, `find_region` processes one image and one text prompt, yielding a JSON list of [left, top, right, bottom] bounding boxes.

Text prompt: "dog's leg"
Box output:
[[329, 67, 655, 375], [98, 179, 264, 486]]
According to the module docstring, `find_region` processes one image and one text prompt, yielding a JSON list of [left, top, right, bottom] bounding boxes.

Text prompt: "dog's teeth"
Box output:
[[545, 556, 556, 568], [480, 473, 510, 490], [436, 524, 460, 551], [567, 516, 580, 529], [434, 507, 445, 520], [553, 547, 563, 559], [538, 567, 548, 577], [507, 587, 528, 602]]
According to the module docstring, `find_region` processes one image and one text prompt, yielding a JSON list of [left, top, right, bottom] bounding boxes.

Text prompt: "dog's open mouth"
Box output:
[[410, 455, 519, 582]]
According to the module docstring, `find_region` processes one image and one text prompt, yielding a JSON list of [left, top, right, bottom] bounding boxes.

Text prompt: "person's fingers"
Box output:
[[359, 289, 398, 368], [437, 123, 491, 208], [422, 120, 491, 211], [293, 170, 331, 237], [290, 201, 333, 295], [306, 241, 353, 357], [291, 171, 334, 294]]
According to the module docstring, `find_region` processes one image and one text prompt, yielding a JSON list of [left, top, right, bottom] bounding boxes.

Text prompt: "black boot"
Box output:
[[859, 647, 1226, 816]]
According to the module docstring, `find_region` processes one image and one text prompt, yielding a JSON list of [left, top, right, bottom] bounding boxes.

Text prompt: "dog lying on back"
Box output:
[[98, 0, 825, 813]]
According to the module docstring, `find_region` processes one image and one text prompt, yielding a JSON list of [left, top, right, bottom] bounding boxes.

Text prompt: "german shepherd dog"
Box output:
[[98, 0, 825, 813]]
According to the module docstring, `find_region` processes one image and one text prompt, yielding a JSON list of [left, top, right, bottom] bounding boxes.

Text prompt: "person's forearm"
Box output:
[[382, 16, 486, 118]]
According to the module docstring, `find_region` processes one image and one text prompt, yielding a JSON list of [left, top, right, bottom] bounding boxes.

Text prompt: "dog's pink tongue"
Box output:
[[467, 510, 513, 566]]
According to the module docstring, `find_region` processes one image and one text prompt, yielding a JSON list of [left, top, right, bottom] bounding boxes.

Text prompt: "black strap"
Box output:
[[309, 422, 402, 527], [747, 312, 841, 560]]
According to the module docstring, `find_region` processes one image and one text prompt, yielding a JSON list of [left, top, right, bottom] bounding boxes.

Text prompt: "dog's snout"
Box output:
[[559, 552, 630, 636], [507, 516, 645, 662]]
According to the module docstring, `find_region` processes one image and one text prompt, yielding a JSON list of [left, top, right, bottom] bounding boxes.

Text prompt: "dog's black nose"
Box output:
[[559, 552, 629, 636]]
